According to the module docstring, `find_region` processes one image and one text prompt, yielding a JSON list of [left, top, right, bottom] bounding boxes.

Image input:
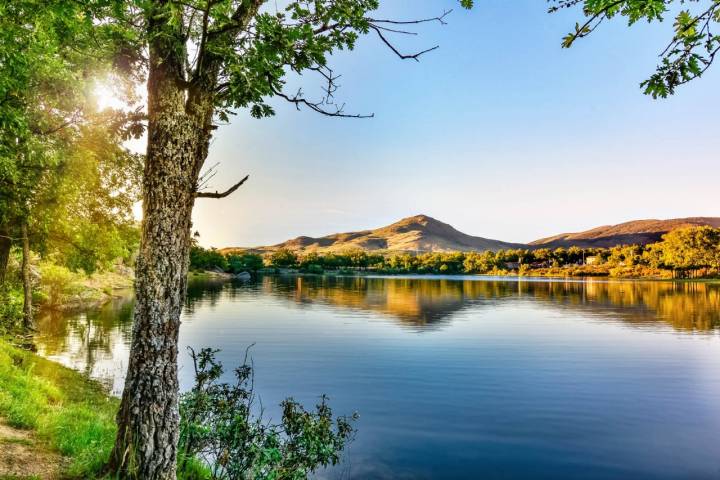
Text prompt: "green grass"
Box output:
[[0, 341, 212, 479], [0, 341, 118, 478]]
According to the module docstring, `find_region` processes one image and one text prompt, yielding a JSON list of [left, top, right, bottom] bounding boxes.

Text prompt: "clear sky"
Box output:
[[187, 0, 719, 248]]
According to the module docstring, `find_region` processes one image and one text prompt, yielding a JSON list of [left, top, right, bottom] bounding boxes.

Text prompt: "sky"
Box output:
[[164, 0, 719, 248]]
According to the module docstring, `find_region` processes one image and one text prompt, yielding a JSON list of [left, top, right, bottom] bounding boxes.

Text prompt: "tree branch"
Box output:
[[368, 9, 452, 26], [195, 174, 249, 198], [369, 25, 439, 61], [272, 86, 373, 118]]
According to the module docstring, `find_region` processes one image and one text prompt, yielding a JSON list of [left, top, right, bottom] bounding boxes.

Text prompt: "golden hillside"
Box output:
[[530, 217, 720, 248], [221, 214, 523, 254]]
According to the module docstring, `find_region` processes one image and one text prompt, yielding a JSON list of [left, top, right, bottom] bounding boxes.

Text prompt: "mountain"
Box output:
[[530, 217, 720, 249], [221, 215, 720, 255], [222, 215, 523, 254]]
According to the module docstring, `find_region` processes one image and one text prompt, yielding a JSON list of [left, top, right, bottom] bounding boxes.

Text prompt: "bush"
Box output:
[[227, 253, 264, 274], [301, 264, 324, 275], [0, 285, 24, 331], [268, 249, 298, 269], [190, 246, 229, 272], [39, 262, 82, 307], [179, 348, 357, 480]]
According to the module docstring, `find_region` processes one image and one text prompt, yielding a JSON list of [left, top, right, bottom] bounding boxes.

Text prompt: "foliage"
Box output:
[[658, 226, 720, 271], [190, 246, 230, 272], [179, 347, 357, 480], [0, 339, 355, 480], [39, 121, 142, 274], [551, 0, 720, 97], [0, 0, 141, 282], [268, 249, 299, 269], [182, 227, 720, 279], [38, 261, 82, 307], [0, 283, 24, 332], [227, 253, 264, 274]]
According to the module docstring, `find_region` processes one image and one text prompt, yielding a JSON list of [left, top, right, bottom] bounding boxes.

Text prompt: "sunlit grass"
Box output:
[[0, 341, 211, 479], [0, 341, 117, 477]]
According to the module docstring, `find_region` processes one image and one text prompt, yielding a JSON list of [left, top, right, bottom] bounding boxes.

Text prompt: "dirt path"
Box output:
[[0, 420, 65, 480]]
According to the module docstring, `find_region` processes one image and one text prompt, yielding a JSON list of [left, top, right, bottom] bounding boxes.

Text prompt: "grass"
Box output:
[[0, 341, 213, 480], [0, 340, 118, 478]]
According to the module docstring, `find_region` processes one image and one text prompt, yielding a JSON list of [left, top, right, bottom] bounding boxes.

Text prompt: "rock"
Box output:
[[233, 271, 251, 281]]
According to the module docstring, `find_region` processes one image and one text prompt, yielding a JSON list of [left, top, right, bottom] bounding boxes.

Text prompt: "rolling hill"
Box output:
[[221, 215, 524, 254], [529, 217, 720, 248], [221, 215, 720, 254]]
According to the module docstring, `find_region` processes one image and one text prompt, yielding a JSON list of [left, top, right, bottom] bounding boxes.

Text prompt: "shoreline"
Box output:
[[261, 270, 720, 284]]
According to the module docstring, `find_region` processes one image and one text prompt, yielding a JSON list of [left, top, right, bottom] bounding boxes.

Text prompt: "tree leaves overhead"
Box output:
[[91, 0, 472, 120], [551, 0, 720, 97]]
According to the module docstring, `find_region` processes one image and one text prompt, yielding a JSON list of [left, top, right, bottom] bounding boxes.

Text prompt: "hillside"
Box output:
[[221, 215, 720, 255], [530, 217, 720, 248], [222, 215, 523, 254]]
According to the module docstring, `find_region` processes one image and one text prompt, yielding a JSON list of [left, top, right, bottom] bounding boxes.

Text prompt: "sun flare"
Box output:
[[93, 81, 126, 111]]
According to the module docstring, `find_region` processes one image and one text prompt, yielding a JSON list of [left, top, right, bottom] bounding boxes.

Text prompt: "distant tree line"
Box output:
[[189, 226, 720, 279]]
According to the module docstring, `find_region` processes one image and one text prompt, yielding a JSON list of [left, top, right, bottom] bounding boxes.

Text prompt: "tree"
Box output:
[[85, 2, 474, 477], [9, 0, 709, 477], [269, 249, 299, 269], [227, 252, 264, 273], [0, 0, 112, 322], [659, 226, 720, 274], [552, 0, 720, 97]]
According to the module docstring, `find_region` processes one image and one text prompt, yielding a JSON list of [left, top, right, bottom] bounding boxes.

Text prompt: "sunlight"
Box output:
[[93, 80, 127, 111]]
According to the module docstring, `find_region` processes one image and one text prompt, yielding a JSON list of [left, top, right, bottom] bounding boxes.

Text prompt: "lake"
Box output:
[[34, 275, 720, 479]]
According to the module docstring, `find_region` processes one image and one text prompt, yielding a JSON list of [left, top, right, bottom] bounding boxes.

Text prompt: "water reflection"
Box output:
[[34, 276, 720, 392], [255, 275, 720, 332], [35, 294, 134, 393], [31, 276, 720, 478]]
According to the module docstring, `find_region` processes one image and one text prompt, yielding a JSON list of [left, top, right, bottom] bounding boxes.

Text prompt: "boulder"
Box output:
[[233, 271, 252, 281]]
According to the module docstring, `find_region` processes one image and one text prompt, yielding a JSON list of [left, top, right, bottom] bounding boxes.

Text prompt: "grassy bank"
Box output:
[[0, 341, 118, 478]]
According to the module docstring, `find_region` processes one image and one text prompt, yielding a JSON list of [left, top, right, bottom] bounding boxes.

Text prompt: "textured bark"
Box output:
[[107, 7, 214, 478], [21, 222, 33, 330], [0, 228, 10, 286]]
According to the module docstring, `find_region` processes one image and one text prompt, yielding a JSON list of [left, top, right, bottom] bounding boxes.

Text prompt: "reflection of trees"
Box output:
[[260, 276, 493, 329], [257, 276, 720, 332], [34, 296, 134, 390], [33, 277, 720, 389], [185, 278, 248, 314]]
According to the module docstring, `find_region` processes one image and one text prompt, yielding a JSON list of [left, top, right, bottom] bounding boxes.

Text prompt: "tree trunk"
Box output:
[[108, 36, 212, 480], [21, 222, 33, 330], [0, 227, 10, 286]]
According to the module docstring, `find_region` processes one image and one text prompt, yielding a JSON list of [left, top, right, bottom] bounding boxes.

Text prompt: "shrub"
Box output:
[[302, 264, 324, 275], [268, 249, 298, 268], [39, 262, 81, 307], [179, 348, 357, 480]]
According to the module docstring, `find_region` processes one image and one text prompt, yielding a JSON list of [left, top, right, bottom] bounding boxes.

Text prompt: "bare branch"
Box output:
[[196, 174, 249, 198], [272, 86, 373, 118], [369, 25, 439, 61], [368, 9, 452, 26]]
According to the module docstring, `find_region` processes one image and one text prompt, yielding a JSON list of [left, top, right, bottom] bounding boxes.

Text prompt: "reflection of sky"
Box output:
[[34, 277, 720, 478]]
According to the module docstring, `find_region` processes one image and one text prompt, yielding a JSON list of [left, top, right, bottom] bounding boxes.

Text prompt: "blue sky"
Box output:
[[190, 0, 720, 248]]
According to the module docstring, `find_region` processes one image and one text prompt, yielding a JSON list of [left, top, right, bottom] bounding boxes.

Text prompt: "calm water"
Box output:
[[35, 276, 720, 479]]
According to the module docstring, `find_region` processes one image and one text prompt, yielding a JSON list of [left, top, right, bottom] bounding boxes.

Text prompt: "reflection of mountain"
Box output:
[[265, 276, 487, 329], [33, 277, 720, 393], [256, 275, 720, 332]]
